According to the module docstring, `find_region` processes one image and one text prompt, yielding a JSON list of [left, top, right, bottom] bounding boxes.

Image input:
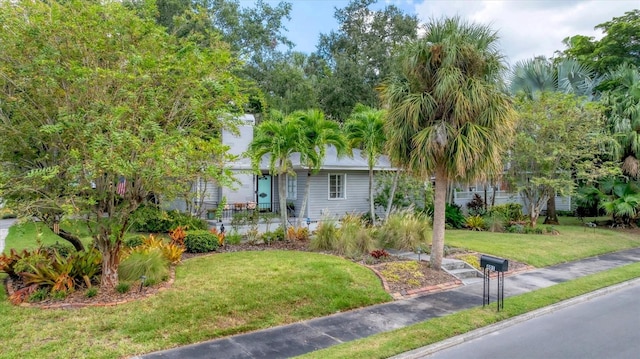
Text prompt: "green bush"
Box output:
[[335, 217, 374, 259], [130, 205, 207, 233], [377, 211, 430, 251], [118, 248, 169, 284], [116, 282, 130, 294], [184, 230, 219, 253], [310, 220, 338, 251], [262, 227, 285, 244], [225, 231, 242, 245], [488, 203, 525, 222], [29, 288, 49, 302], [123, 235, 144, 248], [42, 242, 76, 258], [484, 211, 506, 232], [465, 215, 486, 231], [85, 287, 98, 298], [13, 251, 52, 275]]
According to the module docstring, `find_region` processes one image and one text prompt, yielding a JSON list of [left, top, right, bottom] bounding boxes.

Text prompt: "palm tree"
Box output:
[[293, 108, 347, 227], [601, 64, 640, 178], [344, 104, 386, 223], [509, 57, 603, 224], [379, 17, 517, 270], [248, 111, 303, 234]]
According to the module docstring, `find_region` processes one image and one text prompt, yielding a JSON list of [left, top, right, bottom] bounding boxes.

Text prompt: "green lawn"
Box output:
[[445, 222, 640, 267], [0, 251, 391, 359], [4, 221, 94, 253], [298, 262, 640, 359]]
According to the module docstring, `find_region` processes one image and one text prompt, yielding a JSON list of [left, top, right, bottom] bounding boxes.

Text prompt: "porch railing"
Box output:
[[201, 201, 294, 221]]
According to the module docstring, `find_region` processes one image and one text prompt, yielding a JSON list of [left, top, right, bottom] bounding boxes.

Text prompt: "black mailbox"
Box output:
[[480, 255, 508, 272]]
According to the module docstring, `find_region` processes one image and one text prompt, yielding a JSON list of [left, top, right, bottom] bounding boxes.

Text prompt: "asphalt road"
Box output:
[[426, 281, 640, 359]]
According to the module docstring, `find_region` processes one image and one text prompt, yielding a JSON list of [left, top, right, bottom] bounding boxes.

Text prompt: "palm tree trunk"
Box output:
[[431, 165, 447, 271], [297, 170, 311, 227], [369, 167, 375, 224], [385, 170, 400, 220], [278, 173, 288, 236]]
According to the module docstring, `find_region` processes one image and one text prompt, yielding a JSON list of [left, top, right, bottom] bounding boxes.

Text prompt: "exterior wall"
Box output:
[[304, 170, 372, 221], [454, 190, 571, 214]]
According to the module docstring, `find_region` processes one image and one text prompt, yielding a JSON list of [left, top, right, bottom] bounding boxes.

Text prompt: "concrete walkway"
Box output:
[[135, 247, 640, 359]]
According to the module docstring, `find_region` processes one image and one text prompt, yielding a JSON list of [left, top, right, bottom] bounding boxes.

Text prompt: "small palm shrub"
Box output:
[[377, 211, 430, 250], [184, 230, 219, 253], [118, 247, 169, 284], [465, 215, 486, 231], [488, 203, 525, 222], [310, 220, 338, 251]]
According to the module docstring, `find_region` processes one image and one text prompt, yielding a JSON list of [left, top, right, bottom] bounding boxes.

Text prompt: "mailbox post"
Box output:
[[481, 255, 508, 311]]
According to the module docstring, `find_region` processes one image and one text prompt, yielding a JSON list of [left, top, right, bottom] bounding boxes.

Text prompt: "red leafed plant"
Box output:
[[370, 249, 389, 259], [169, 226, 187, 247]]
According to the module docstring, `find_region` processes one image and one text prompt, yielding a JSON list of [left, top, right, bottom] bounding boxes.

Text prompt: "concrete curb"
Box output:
[[392, 277, 640, 359]]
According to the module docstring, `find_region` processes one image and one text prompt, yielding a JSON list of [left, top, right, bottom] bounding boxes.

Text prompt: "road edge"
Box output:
[[393, 277, 640, 359]]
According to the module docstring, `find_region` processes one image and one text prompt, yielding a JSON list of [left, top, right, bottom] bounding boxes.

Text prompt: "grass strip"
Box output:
[[297, 261, 640, 359]]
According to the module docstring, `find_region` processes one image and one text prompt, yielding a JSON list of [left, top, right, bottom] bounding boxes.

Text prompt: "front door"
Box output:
[[257, 175, 272, 211]]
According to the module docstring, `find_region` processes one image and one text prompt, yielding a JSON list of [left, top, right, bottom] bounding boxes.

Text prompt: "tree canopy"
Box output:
[[0, 0, 246, 288]]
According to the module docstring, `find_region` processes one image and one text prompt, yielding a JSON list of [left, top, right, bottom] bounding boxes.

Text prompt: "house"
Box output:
[[190, 114, 393, 221]]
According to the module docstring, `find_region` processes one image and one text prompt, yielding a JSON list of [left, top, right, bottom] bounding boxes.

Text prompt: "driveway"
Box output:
[[0, 218, 17, 253]]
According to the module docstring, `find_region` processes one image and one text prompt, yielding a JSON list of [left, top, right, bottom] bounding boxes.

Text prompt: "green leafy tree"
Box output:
[[507, 92, 613, 227], [0, 0, 244, 289], [601, 64, 640, 178], [379, 17, 516, 270], [558, 10, 640, 75], [345, 104, 386, 223], [248, 112, 303, 235], [292, 109, 347, 226], [509, 56, 603, 224], [316, 0, 419, 120]]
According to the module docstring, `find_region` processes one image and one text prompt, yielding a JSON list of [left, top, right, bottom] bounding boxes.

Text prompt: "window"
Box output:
[[287, 175, 297, 200], [328, 174, 346, 199]]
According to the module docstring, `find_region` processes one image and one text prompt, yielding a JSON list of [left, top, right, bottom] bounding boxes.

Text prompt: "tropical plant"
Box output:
[[345, 104, 386, 223], [118, 248, 169, 284], [379, 17, 517, 269], [248, 111, 304, 236], [310, 219, 338, 251], [293, 109, 347, 226], [599, 179, 640, 227], [465, 215, 486, 231]]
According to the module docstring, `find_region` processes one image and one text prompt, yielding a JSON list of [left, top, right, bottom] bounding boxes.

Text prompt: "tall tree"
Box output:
[[293, 109, 347, 226], [509, 56, 603, 223], [0, 0, 244, 289], [379, 17, 516, 270], [345, 104, 386, 223], [248, 112, 303, 235], [558, 10, 640, 75], [601, 64, 640, 178], [507, 92, 614, 227], [316, 0, 418, 120]]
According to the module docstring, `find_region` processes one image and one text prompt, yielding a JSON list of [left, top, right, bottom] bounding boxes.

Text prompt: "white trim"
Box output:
[[328, 173, 347, 200], [287, 174, 297, 200]]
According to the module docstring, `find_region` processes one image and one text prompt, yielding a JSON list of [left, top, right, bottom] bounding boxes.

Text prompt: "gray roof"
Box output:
[[259, 145, 393, 171]]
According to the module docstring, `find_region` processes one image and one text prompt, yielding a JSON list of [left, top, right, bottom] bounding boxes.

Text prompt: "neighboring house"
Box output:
[[189, 114, 393, 221]]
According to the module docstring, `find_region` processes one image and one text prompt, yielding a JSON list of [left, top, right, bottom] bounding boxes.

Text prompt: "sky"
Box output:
[[259, 0, 639, 66]]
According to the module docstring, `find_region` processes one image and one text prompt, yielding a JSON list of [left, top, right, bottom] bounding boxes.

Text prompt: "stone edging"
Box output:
[[5, 267, 176, 309], [366, 265, 464, 300]]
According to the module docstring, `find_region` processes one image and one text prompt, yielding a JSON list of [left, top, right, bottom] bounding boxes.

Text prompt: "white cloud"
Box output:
[[413, 0, 638, 65]]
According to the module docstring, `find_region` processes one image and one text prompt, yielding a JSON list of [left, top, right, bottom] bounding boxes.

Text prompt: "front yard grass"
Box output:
[[445, 223, 640, 267], [0, 251, 391, 359], [297, 261, 640, 359]]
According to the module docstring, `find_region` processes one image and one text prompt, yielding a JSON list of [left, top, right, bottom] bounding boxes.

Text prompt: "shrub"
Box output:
[[209, 228, 226, 246], [287, 226, 309, 241], [225, 231, 242, 245], [488, 203, 525, 222], [262, 227, 285, 244], [85, 287, 98, 298], [184, 230, 219, 253], [123, 235, 144, 248], [13, 251, 52, 275], [29, 288, 49, 302], [168, 226, 187, 247], [118, 248, 169, 284], [130, 205, 207, 233], [42, 242, 75, 258], [377, 211, 430, 251], [69, 249, 102, 288], [370, 249, 389, 259], [167, 210, 207, 231], [21, 251, 75, 294], [310, 220, 338, 251], [466, 194, 486, 216], [445, 203, 466, 229], [335, 218, 373, 258], [116, 282, 130, 294], [485, 211, 506, 232], [465, 215, 486, 231], [161, 243, 185, 264]]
